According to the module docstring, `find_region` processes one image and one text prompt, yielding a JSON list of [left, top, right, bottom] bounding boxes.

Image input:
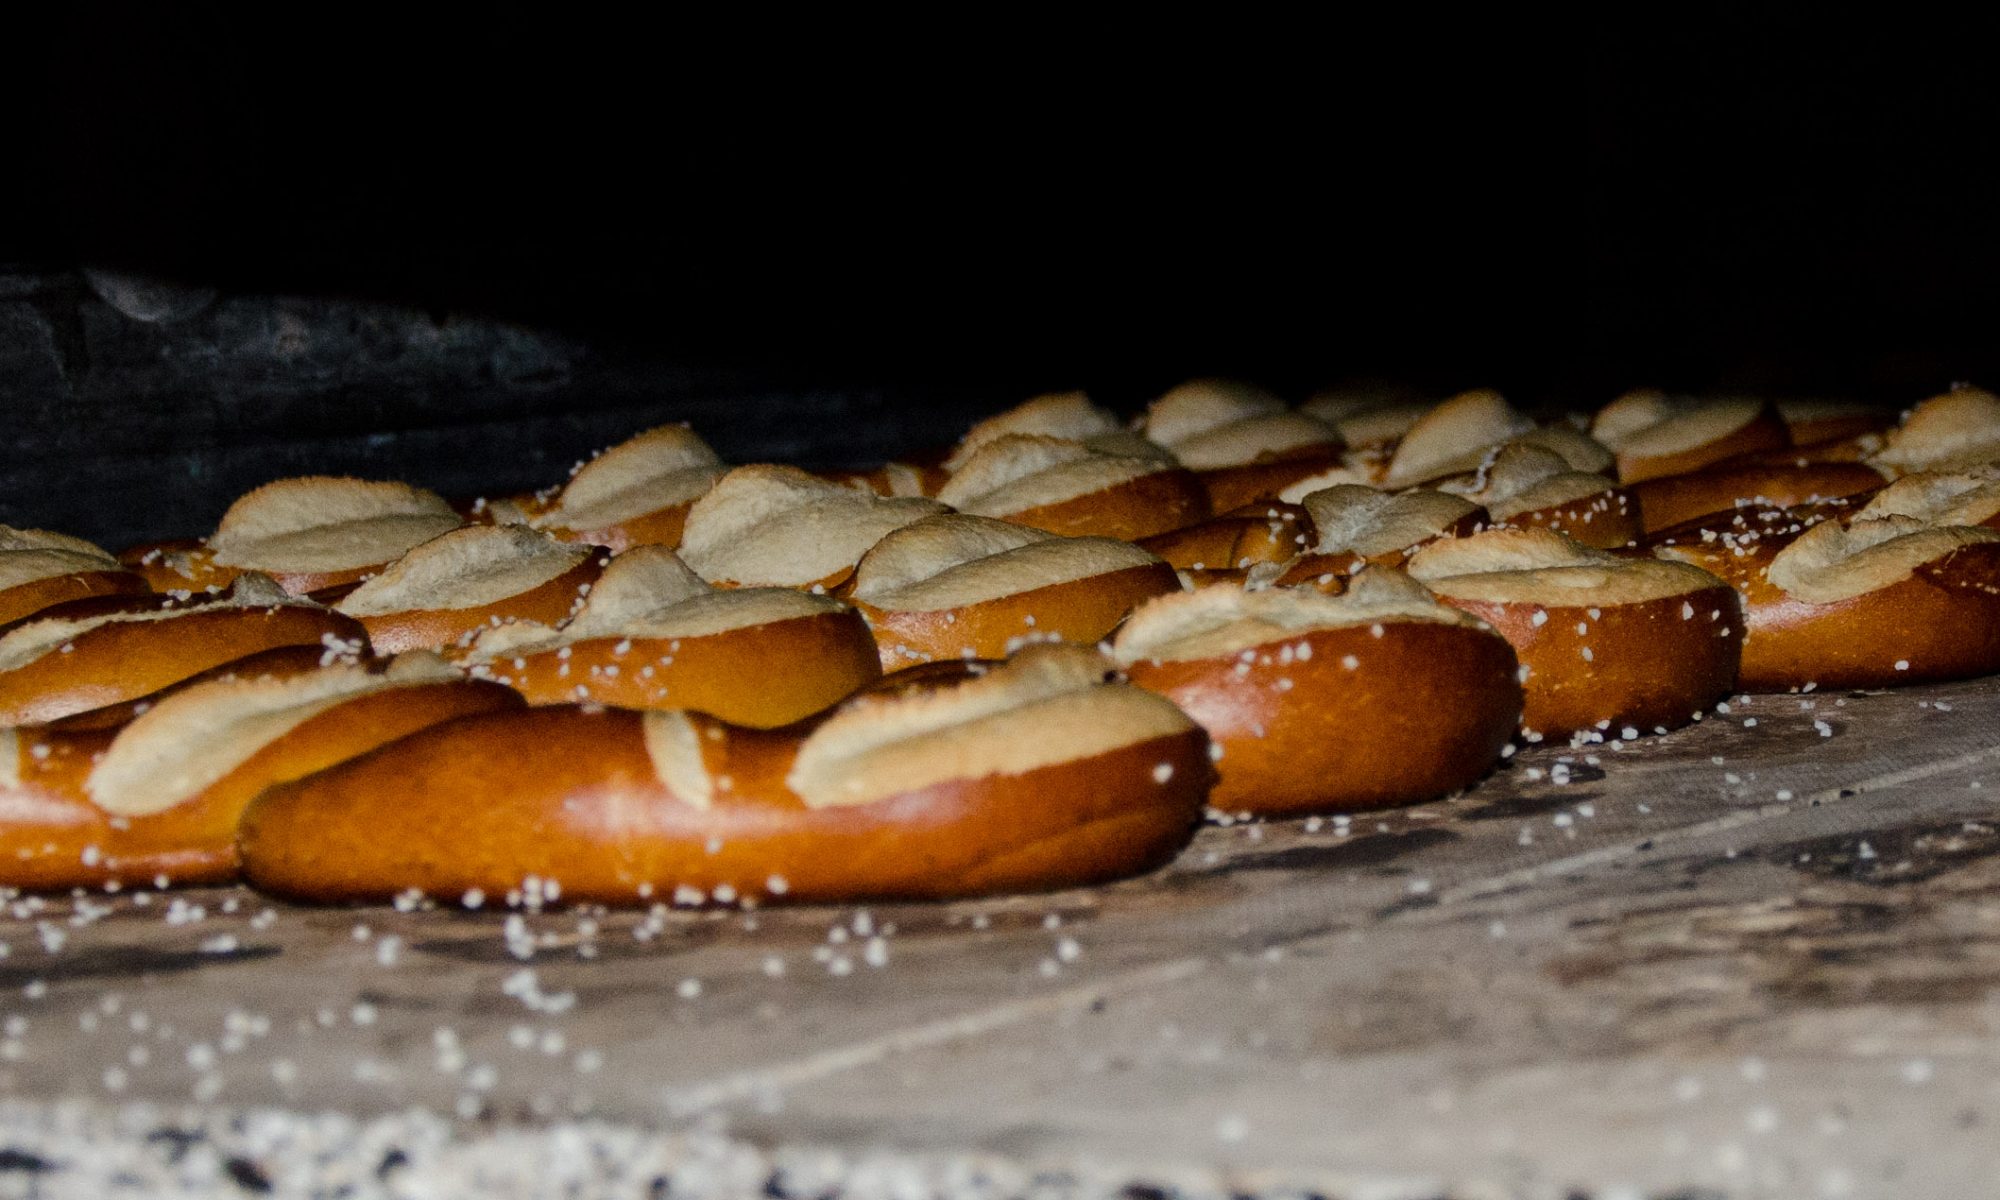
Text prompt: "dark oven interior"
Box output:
[[11, 19, 1994, 549]]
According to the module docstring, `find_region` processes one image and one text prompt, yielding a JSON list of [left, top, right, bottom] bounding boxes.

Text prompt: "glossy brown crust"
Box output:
[[1650, 523, 2000, 691], [114, 542, 399, 598], [0, 592, 196, 639], [855, 563, 1179, 669], [998, 469, 1211, 542], [1193, 447, 1347, 513], [119, 540, 236, 592], [0, 605, 368, 727], [1271, 510, 1490, 594], [42, 644, 348, 734], [0, 570, 150, 628], [1137, 504, 1314, 571], [542, 503, 695, 554], [1730, 435, 1879, 467], [353, 551, 608, 654], [1500, 488, 1644, 549], [0, 680, 520, 891], [1616, 405, 1790, 484], [1123, 622, 1522, 815], [1436, 586, 1743, 738], [1788, 412, 1893, 448], [474, 611, 882, 727], [1631, 463, 1885, 534], [459, 490, 555, 524], [239, 706, 1212, 905]]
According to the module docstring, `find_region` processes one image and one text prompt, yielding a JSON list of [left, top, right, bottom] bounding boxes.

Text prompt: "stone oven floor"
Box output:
[[3, 678, 1998, 1198]]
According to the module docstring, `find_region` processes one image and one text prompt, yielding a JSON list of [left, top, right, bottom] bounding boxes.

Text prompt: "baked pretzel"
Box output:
[[1649, 482, 2000, 691], [0, 527, 148, 627], [332, 524, 607, 654], [1140, 379, 1345, 510], [937, 435, 1208, 542], [239, 644, 1213, 905], [529, 425, 727, 551], [123, 477, 463, 595], [1591, 391, 1790, 484], [679, 465, 945, 590], [849, 515, 1177, 668], [0, 575, 366, 726], [1, 653, 516, 889], [1113, 570, 1521, 815], [1457, 446, 1639, 548], [1272, 486, 1486, 591], [458, 546, 880, 726], [1407, 528, 1741, 739]]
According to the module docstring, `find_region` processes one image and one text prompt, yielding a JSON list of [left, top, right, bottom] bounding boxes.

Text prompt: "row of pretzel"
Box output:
[[0, 380, 1994, 904]]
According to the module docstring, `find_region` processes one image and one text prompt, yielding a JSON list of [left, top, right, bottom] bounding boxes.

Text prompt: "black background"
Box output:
[[15, 15, 2000, 408]]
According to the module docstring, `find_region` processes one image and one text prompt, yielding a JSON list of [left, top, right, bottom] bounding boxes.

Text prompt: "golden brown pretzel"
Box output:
[[240, 645, 1213, 906], [1, 655, 518, 890], [1113, 572, 1522, 815]]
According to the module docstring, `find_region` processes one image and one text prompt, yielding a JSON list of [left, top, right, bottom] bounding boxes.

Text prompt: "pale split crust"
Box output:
[[1407, 528, 1723, 607], [1426, 445, 1638, 546], [1765, 516, 2000, 605], [0, 548, 128, 594], [848, 517, 1176, 668], [1591, 393, 1789, 483], [207, 477, 463, 574], [1871, 386, 2000, 475], [938, 436, 1172, 516], [1858, 469, 2000, 530], [1300, 486, 1483, 558], [850, 516, 1162, 612], [451, 544, 877, 725], [1436, 445, 1613, 520], [1274, 459, 1385, 502], [0, 527, 115, 560], [1509, 424, 1618, 476], [336, 525, 593, 618], [944, 392, 1146, 470], [539, 425, 725, 533], [1139, 376, 1349, 505], [849, 516, 1053, 600], [938, 436, 1209, 541], [784, 644, 1195, 810], [679, 465, 945, 588], [641, 710, 714, 809], [470, 588, 844, 663], [1328, 403, 1428, 449], [1111, 569, 1477, 665], [1141, 378, 1288, 447], [0, 527, 122, 607], [1382, 390, 1537, 487], [1163, 414, 1339, 471], [1271, 488, 1487, 592], [550, 545, 711, 634]]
